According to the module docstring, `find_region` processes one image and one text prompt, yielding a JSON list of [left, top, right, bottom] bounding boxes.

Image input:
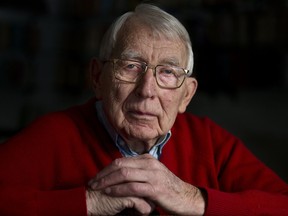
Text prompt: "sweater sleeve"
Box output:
[[203, 118, 288, 215], [0, 186, 87, 216], [0, 113, 90, 216], [204, 188, 288, 216]]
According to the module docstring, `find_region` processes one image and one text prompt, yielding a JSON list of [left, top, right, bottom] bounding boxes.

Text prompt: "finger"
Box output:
[[92, 167, 153, 190], [90, 154, 157, 184], [99, 155, 151, 176], [125, 196, 155, 215], [88, 158, 133, 187], [104, 182, 156, 200], [86, 188, 154, 215]]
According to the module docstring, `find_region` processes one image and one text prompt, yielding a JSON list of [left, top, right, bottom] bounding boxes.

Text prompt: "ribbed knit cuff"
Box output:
[[203, 187, 250, 216], [37, 187, 87, 216]]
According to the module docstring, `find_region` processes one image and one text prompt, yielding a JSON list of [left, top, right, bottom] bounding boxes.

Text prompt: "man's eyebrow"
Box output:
[[120, 50, 143, 60], [120, 51, 181, 66], [159, 57, 180, 66]]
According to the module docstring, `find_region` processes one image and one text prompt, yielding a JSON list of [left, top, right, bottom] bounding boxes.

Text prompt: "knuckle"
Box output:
[[130, 183, 140, 193], [146, 158, 158, 169], [143, 153, 154, 159], [98, 176, 107, 186], [148, 183, 157, 195], [119, 167, 130, 178], [112, 158, 122, 167], [124, 198, 134, 209]]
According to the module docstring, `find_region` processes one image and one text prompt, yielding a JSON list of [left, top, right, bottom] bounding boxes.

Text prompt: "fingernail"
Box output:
[[105, 187, 111, 194], [91, 182, 98, 190]]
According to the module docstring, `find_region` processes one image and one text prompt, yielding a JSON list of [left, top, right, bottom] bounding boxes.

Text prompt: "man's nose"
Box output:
[[134, 68, 157, 98]]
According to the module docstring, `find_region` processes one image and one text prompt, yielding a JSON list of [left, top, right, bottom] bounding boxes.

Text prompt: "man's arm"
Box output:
[[0, 115, 88, 215], [204, 187, 288, 216], [88, 153, 288, 215], [0, 113, 92, 215], [0, 112, 154, 216], [0, 186, 87, 215]]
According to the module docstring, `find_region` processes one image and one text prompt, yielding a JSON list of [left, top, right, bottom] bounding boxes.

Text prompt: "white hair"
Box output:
[[99, 3, 194, 75]]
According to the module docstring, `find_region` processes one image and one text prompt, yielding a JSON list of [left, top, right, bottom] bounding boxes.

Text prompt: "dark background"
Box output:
[[0, 0, 287, 181]]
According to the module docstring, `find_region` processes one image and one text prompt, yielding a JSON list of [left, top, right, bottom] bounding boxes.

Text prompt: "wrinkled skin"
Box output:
[[88, 154, 205, 215], [91, 19, 197, 153], [87, 19, 203, 215]]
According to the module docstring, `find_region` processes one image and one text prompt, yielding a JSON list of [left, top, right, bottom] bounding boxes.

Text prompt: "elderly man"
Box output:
[[0, 3, 287, 216]]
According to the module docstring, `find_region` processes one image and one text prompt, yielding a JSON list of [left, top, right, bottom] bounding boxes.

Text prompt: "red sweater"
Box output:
[[0, 98, 287, 216]]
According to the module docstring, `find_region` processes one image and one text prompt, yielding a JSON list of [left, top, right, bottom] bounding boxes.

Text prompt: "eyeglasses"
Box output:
[[106, 59, 191, 89]]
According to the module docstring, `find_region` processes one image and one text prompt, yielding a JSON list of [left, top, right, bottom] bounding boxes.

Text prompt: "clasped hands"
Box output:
[[86, 154, 205, 215]]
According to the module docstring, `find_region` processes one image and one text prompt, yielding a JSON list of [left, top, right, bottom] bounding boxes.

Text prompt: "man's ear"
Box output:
[[178, 77, 198, 113], [89, 58, 104, 100]]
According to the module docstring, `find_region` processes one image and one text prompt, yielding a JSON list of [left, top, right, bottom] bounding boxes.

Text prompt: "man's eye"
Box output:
[[160, 68, 175, 76], [126, 64, 137, 69], [124, 63, 142, 72], [163, 69, 173, 74]]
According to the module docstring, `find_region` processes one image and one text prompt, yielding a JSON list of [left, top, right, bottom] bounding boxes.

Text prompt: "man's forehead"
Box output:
[[116, 34, 184, 58], [112, 20, 187, 65], [116, 19, 183, 48], [119, 49, 181, 66]]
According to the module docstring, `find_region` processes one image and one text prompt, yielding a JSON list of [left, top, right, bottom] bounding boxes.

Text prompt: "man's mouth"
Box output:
[[128, 110, 157, 120]]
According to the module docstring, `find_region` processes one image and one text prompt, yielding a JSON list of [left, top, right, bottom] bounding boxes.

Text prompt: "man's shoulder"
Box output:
[[174, 112, 216, 128], [21, 98, 96, 135], [172, 112, 230, 140], [173, 112, 239, 147]]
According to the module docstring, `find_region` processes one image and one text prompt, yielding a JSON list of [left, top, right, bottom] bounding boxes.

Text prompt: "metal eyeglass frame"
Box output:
[[105, 58, 191, 89]]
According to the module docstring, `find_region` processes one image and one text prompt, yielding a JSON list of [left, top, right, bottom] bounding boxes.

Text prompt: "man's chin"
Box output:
[[123, 127, 160, 144]]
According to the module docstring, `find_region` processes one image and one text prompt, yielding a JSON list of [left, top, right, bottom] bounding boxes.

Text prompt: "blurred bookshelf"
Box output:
[[1, 0, 288, 142]]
